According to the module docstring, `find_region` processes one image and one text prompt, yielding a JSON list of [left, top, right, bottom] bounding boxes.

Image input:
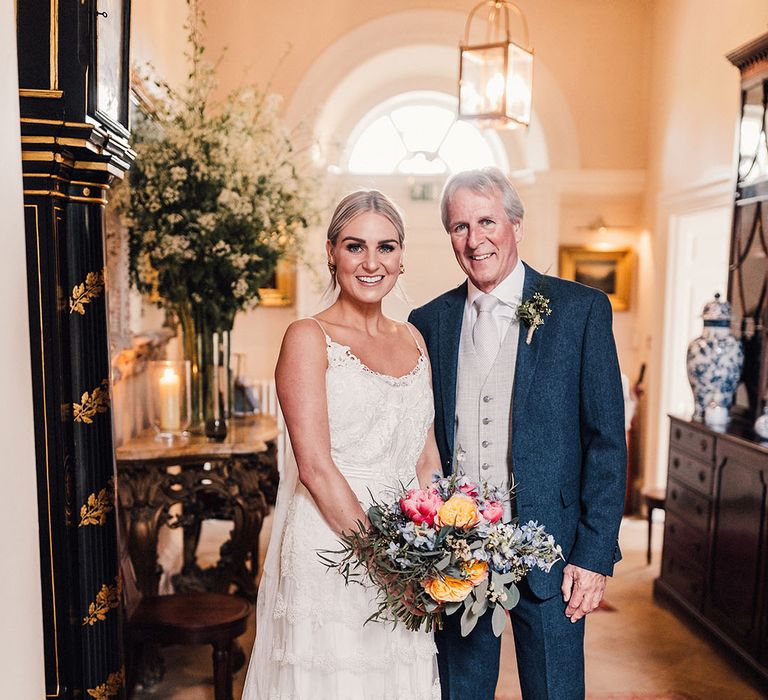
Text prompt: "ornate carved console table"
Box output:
[[116, 415, 279, 602]]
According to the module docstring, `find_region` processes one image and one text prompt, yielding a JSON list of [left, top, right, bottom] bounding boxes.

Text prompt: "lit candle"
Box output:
[[158, 367, 181, 432]]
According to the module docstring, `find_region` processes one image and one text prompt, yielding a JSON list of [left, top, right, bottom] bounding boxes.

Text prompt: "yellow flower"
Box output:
[[461, 559, 489, 585], [422, 576, 474, 603], [436, 495, 480, 529]]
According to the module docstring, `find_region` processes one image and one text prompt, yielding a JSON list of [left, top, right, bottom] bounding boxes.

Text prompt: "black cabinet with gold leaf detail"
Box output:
[[16, 1, 133, 698]]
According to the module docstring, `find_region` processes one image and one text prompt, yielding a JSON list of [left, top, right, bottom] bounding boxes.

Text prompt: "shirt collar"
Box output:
[[466, 258, 525, 310]]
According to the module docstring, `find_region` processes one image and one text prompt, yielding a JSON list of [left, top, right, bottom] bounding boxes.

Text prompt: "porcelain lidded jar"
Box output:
[[686, 293, 744, 422]]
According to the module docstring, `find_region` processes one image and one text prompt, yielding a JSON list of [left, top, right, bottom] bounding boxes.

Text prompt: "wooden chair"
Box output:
[[642, 487, 667, 565], [121, 547, 251, 700]]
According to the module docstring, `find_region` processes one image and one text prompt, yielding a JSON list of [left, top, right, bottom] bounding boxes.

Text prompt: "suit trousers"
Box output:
[[435, 578, 585, 700]]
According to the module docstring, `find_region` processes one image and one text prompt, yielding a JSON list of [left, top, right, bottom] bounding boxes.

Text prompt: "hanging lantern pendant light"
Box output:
[[458, 0, 534, 129]]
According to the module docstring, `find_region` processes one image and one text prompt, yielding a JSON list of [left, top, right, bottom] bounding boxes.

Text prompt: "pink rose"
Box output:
[[458, 482, 479, 499], [482, 501, 504, 523], [400, 489, 444, 527]]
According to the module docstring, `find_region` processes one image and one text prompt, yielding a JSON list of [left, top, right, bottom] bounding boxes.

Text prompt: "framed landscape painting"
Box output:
[[558, 246, 633, 311]]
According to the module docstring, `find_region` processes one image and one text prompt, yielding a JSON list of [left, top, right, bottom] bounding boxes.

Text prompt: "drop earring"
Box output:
[[399, 262, 405, 275]]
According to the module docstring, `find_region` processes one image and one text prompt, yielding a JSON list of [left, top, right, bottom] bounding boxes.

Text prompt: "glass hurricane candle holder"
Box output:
[[148, 360, 192, 439]]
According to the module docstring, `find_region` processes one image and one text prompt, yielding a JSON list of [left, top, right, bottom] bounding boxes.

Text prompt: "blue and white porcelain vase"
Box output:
[[686, 293, 744, 422]]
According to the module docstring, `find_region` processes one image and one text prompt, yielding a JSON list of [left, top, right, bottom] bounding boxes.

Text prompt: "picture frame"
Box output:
[[259, 258, 296, 307], [558, 246, 633, 311]]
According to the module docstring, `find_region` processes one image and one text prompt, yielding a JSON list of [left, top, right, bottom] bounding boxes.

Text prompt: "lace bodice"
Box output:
[[322, 331, 434, 496]]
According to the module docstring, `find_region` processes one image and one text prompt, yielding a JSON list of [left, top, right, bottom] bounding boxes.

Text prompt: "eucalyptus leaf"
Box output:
[[469, 540, 484, 550], [445, 601, 463, 616], [436, 554, 452, 570], [475, 577, 489, 601], [460, 602, 479, 637], [491, 601, 507, 636], [471, 596, 488, 617], [501, 583, 521, 610]]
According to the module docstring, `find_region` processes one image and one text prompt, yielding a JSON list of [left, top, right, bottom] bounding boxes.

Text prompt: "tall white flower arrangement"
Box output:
[[121, 2, 317, 332]]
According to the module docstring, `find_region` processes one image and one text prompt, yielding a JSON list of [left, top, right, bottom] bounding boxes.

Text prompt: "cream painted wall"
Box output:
[[642, 0, 768, 489], [0, 0, 46, 695], [200, 0, 651, 170], [131, 0, 191, 90]]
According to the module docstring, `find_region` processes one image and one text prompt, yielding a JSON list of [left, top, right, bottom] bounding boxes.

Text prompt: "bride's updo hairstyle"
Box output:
[[325, 189, 405, 294]]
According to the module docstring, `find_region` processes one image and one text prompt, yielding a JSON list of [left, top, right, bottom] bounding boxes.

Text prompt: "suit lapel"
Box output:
[[438, 282, 466, 461], [512, 263, 544, 436]]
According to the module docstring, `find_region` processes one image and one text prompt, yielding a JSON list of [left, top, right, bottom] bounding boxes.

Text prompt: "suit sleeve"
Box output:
[[568, 292, 627, 576]]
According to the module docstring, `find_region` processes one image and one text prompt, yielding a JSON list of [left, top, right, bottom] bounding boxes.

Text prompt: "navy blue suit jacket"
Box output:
[[409, 263, 626, 599]]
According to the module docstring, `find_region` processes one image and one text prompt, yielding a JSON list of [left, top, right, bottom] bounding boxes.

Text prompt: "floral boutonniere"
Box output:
[[517, 292, 552, 345]]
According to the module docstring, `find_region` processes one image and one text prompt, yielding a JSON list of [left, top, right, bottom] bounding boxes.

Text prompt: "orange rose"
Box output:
[[435, 494, 480, 529], [461, 559, 489, 585], [422, 575, 474, 603]]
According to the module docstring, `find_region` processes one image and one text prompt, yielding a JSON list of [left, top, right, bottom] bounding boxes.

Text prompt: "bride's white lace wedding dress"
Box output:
[[242, 321, 440, 700]]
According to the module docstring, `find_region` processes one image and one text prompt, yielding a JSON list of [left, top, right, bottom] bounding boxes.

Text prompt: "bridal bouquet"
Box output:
[[322, 473, 564, 636]]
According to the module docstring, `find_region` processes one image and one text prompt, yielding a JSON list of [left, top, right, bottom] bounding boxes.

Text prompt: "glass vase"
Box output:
[[177, 303, 204, 434], [198, 326, 231, 441]]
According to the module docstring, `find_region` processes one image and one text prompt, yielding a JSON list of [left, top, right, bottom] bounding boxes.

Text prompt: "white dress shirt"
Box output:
[[464, 258, 525, 350]]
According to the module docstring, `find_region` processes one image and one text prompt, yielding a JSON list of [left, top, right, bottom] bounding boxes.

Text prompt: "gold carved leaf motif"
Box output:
[[82, 576, 122, 626], [73, 379, 111, 424], [86, 668, 124, 699], [69, 270, 105, 315], [79, 477, 115, 527]]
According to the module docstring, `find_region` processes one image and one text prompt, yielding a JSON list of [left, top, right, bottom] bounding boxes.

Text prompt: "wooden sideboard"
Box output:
[[655, 416, 768, 686]]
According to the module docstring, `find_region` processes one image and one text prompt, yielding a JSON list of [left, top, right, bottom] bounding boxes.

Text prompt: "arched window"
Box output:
[[345, 91, 508, 175]]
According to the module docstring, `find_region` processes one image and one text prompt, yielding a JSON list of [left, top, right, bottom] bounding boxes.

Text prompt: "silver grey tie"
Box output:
[[473, 294, 500, 366]]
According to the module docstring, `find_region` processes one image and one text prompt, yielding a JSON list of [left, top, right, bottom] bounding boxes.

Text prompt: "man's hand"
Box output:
[[561, 563, 606, 623]]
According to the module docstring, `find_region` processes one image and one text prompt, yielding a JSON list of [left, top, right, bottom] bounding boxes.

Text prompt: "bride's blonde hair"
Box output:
[[323, 190, 405, 298]]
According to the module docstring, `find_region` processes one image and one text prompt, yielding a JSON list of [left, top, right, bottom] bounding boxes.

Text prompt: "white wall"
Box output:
[[0, 0, 46, 695]]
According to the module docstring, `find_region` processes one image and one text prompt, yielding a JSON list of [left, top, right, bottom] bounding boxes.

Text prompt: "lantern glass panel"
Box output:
[[460, 45, 507, 117], [505, 43, 533, 125]]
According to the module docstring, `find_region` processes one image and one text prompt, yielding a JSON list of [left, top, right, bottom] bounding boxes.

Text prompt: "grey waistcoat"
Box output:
[[454, 314, 519, 520]]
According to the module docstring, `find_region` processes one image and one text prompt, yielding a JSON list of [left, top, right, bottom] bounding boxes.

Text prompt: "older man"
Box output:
[[409, 168, 625, 700]]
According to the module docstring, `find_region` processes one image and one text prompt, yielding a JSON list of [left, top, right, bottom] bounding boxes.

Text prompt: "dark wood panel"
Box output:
[[669, 447, 714, 497], [670, 418, 715, 462], [667, 478, 711, 532], [661, 545, 705, 610], [664, 511, 708, 567], [705, 442, 768, 654]]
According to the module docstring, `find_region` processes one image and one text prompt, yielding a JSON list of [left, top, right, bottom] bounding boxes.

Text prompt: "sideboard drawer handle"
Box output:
[[673, 458, 680, 469], [698, 470, 707, 482], [696, 505, 703, 516], [700, 439, 708, 452], [675, 429, 682, 440], [669, 524, 676, 535], [671, 491, 678, 500]]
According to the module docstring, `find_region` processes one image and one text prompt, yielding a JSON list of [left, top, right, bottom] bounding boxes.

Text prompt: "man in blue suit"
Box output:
[[409, 168, 626, 700]]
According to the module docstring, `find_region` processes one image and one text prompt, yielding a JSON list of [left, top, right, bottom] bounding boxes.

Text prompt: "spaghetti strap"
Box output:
[[308, 317, 332, 346], [402, 322, 424, 356]]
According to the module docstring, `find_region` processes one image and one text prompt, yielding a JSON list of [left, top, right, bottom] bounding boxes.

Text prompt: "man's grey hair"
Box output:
[[440, 167, 525, 232]]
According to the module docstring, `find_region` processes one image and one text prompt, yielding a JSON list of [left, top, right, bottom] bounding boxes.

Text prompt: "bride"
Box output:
[[242, 190, 441, 699]]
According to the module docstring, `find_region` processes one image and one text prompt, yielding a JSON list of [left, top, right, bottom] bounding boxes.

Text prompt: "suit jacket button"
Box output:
[[481, 463, 490, 470], [483, 395, 492, 403], [482, 417, 492, 425], [482, 440, 490, 448]]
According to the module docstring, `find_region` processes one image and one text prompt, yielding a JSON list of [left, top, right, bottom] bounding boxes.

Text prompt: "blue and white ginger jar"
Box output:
[[686, 293, 744, 422]]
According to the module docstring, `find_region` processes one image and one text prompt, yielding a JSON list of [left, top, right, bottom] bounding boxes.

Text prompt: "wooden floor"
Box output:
[[132, 516, 766, 699]]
